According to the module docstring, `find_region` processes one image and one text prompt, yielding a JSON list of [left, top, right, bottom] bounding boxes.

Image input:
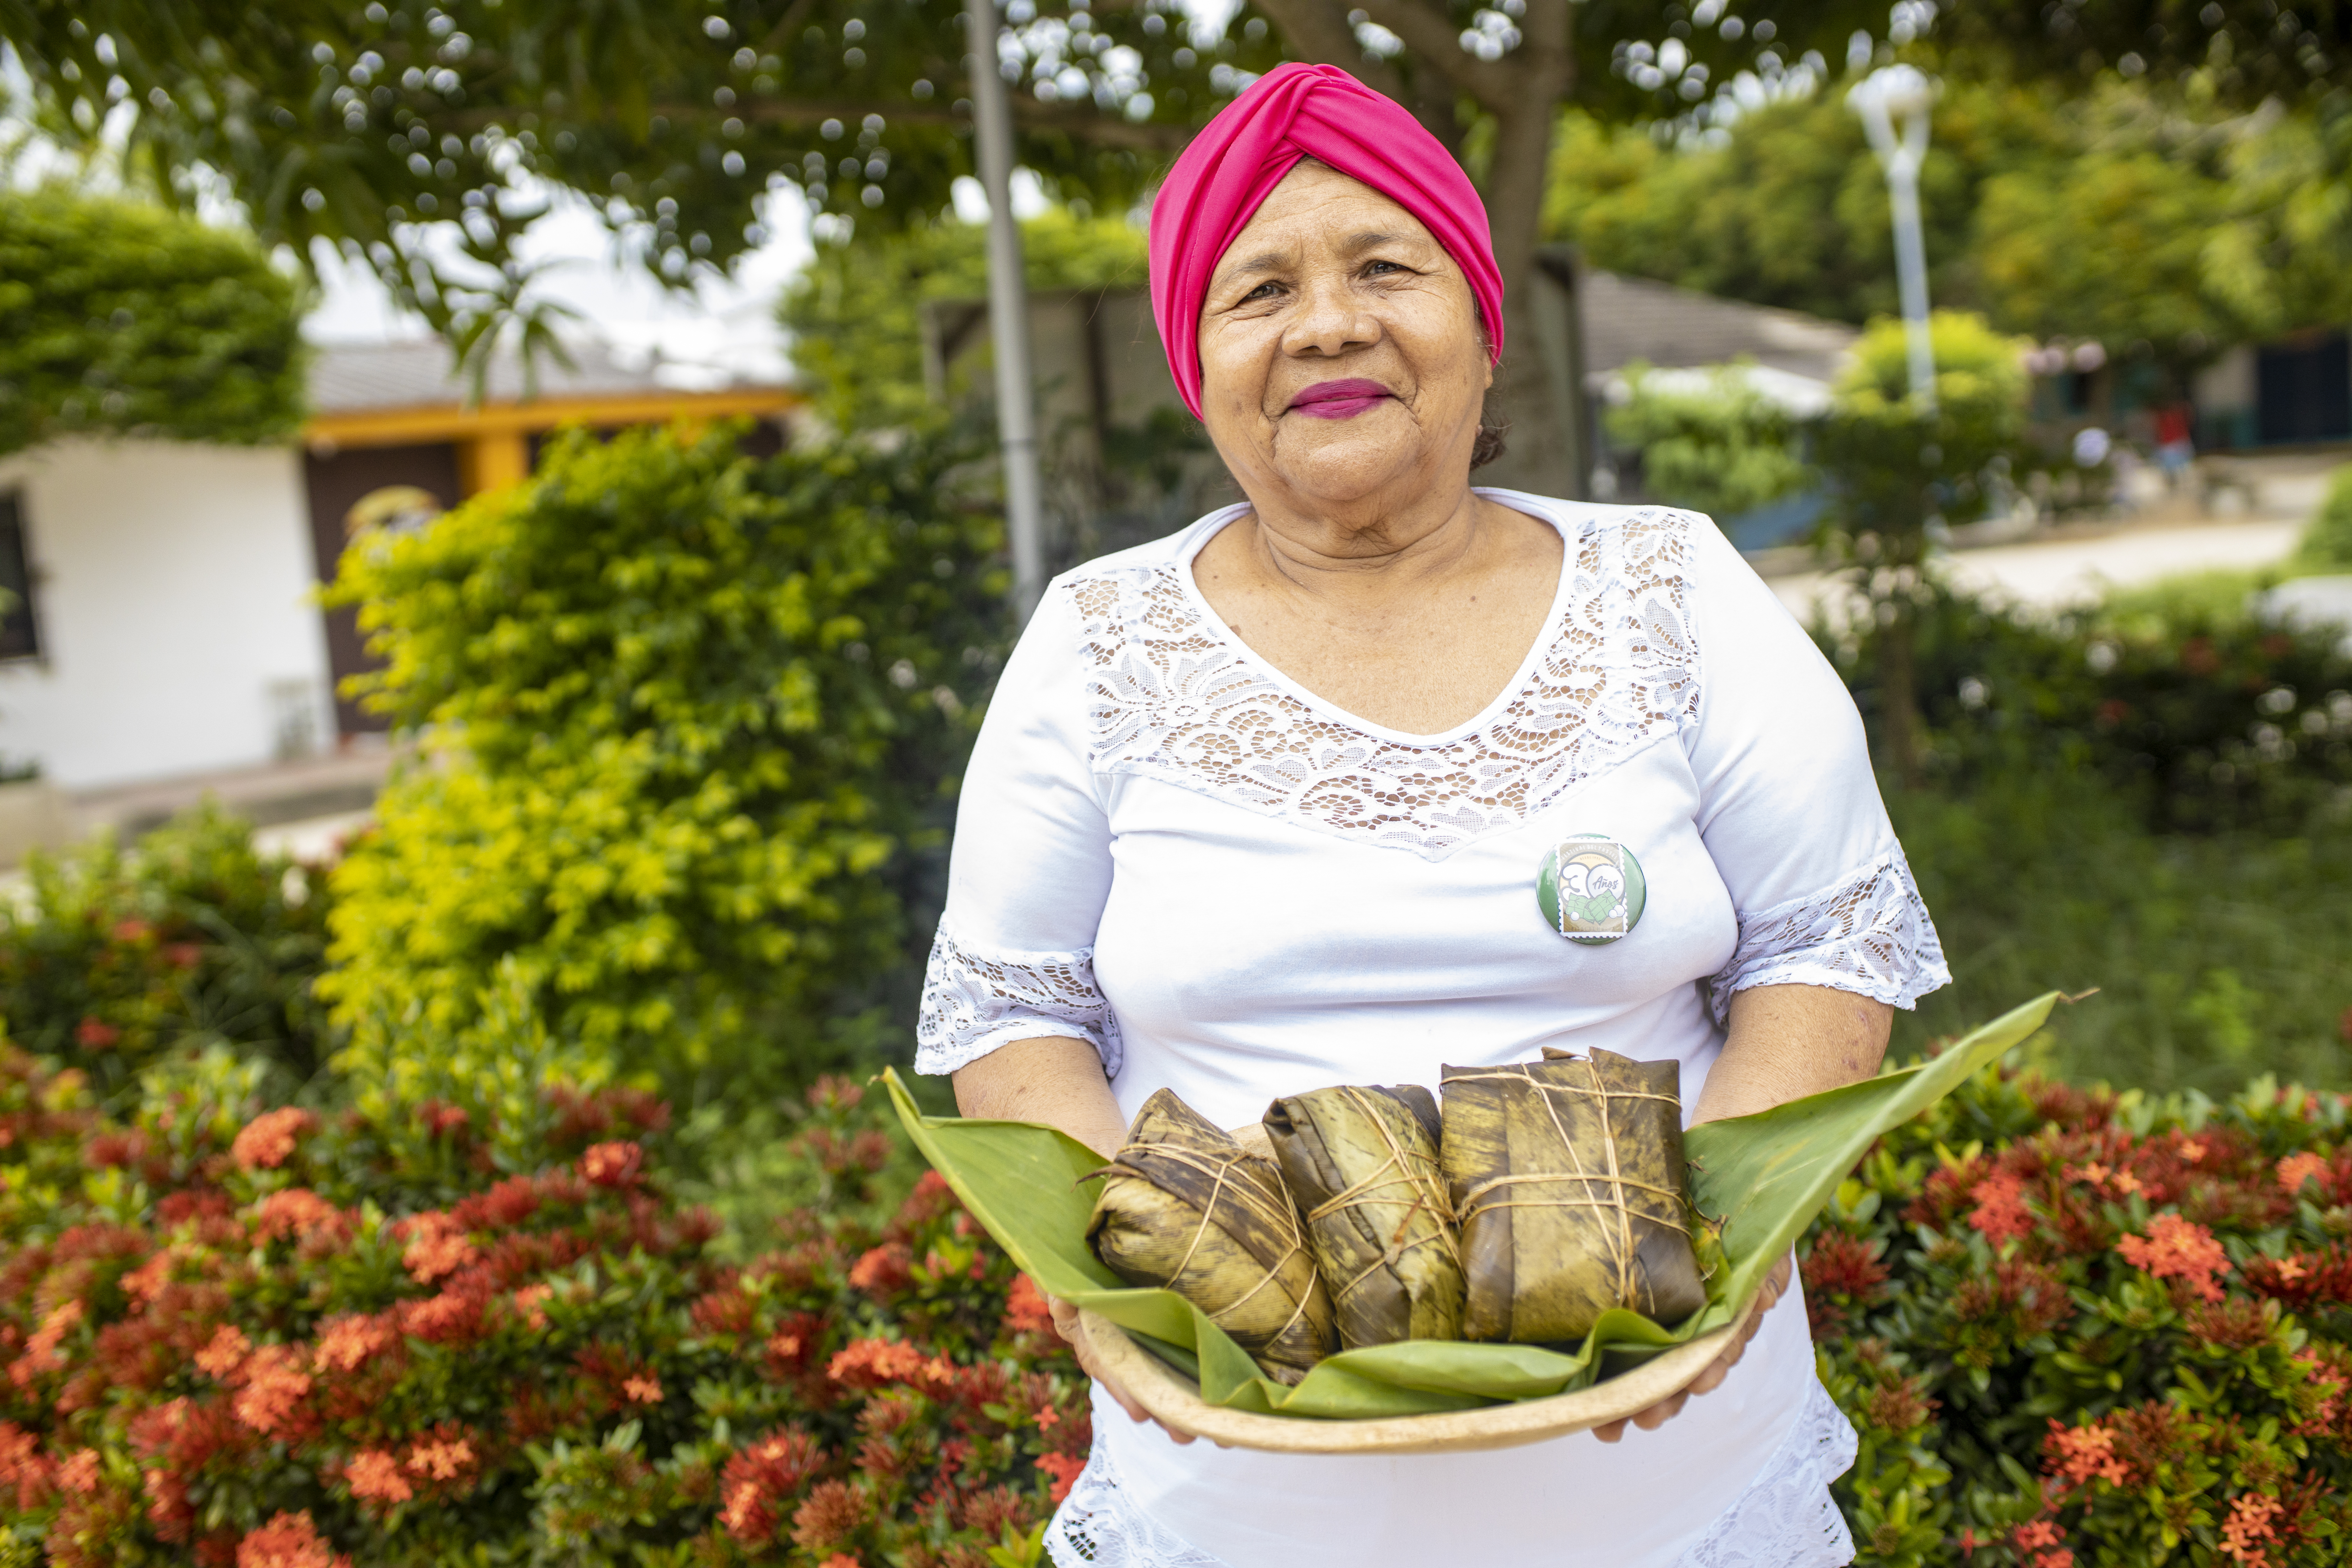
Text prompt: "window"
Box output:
[[0, 491, 40, 662]]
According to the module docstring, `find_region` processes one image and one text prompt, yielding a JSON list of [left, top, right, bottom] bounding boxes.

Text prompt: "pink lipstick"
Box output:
[[1287, 378, 1393, 419]]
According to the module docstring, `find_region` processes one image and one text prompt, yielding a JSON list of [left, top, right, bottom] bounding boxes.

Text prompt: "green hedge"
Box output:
[[0, 188, 304, 457], [319, 424, 1010, 1107]]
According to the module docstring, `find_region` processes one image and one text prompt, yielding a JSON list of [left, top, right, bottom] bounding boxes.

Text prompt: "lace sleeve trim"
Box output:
[[914, 929, 1123, 1078], [1708, 851, 1952, 1027]]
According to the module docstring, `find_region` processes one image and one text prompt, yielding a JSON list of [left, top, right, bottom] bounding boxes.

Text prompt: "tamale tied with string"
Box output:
[[1440, 1049, 1707, 1344], [1087, 1089, 1336, 1382], [1264, 1085, 1463, 1349]]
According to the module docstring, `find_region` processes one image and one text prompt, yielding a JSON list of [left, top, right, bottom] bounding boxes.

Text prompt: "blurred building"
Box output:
[[0, 338, 796, 858]]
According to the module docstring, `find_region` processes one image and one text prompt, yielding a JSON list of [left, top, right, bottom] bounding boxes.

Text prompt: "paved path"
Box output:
[[1764, 516, 2306, 625]]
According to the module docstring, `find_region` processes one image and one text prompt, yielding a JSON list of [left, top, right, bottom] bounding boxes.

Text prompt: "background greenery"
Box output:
[[318, 422, 1010, 1113], [0, 187, 306, 456], [1546, 73, 2352, 384]]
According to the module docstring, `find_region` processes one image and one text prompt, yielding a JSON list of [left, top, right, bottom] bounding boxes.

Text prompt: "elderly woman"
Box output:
[[916, 62, 1946, 1568]]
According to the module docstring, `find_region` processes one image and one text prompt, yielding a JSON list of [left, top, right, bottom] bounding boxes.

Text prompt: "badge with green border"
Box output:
[[1536, 835, 1646, 942]]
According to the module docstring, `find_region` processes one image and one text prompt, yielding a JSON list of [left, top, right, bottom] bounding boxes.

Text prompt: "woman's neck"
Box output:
[[1229, 483, 1491, 610]]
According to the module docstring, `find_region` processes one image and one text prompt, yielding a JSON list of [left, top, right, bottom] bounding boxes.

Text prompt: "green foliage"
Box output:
[[0, 805, 335, 1103], [1545, 88, 2020, 328], [783, 211, 1150, 434], [2297, 468, 2352, 573], [317, 423, 1011, 1106], [1602, 362, 1811, 521], [0, 0, 1284, 366], [1547, 76, 2352, 367], [0, 1046, 1092, 1564], [0, 187, 304, 457], [1830, 572, 2352, 834], [1891, 770, 2352, 1096], [1820, 311, 2031, 534], [1815, 1058, 2352, 1566]]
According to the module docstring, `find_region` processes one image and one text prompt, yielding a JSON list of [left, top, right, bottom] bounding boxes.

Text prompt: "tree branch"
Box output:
[[1352, 0, 1519, 108], [445, 96, 1196, 154]]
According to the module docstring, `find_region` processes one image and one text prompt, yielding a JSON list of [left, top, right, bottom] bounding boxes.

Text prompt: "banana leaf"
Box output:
[[1089, 1089, 1335, 1382], [883, 990, 2061, 1420], [1264, 1084, 1463, 1349], [1443, 1050, 1706, 1343]]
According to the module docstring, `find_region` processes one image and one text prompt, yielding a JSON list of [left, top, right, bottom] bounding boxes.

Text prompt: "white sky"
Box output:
[[301, 185, 813, 388], [303, 169, 1053, 384]]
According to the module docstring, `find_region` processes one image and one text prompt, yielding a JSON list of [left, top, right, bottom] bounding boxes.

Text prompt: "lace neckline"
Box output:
[[1168, 488, 1582, 749], [1070, 499, 1702, 861]]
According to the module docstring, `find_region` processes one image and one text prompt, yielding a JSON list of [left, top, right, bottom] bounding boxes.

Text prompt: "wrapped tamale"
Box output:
[[1440, 1049, 1707, 1343], [1263, 1085, 1464, 1349], [1087, 1089, 1335, 1382]]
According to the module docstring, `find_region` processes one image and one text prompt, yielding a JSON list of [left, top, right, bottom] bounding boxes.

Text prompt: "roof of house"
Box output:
[[308, 336, 789, 415], [1572, 268, 1859, 385]]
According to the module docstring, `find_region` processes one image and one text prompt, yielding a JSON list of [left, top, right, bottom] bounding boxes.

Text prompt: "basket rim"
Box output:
[[1072, 1290, 1760, 1456]]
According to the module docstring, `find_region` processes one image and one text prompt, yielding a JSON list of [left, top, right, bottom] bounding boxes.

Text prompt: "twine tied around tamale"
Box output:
[[1446, 1063, 1690, 1311], [1299, 1087, 1464, 1304], [1091, 1141, 1321, 1342]]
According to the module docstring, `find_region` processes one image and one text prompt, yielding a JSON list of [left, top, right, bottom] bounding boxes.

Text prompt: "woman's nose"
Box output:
[[1280, 274, 1381, 359]]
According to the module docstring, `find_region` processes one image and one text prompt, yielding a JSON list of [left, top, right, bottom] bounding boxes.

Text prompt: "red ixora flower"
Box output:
[[343, 1450, 411, 1506], [231, 1345, 313, 1437], [2044, 1418, 2130, 1489], [2220, 1492, 2284, 1567], [2277, 1152, 2330, 1196], [236, 1509, 350, 1568], [1036, 1451, 1088, 1505], [231, 1108, 317, 1171], [2118, 1213, 2230, 1303], [74, 1016, 121, 1050], [1968, 1170, 2036, 1249], [579, 1140, 644, 1188], [392, 1211, 479, 1284], [1004, 1273, 1057, 1336]]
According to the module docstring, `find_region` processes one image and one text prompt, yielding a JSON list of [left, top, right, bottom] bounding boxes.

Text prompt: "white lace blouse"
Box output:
[[917, 492, 1948, 1568]]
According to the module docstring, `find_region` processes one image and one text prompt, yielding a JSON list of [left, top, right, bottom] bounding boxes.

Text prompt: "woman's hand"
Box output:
[[1587, 983, 1884, 1442], [1589, 1254, 1792, 1445], [1048, 1297, 1197, 1445]]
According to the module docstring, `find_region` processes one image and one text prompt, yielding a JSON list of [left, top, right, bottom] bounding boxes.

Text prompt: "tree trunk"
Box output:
[[1874, 596, 1924, 790], [1475, 102, 1582, 500]]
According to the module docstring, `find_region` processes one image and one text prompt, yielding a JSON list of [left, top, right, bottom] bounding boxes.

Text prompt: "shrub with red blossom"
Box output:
[[0, 1057, 1085, 1564], [1813, 1064, 2352, 1566]]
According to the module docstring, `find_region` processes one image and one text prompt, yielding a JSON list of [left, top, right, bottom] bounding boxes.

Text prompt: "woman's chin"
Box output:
[[1266, 418, 1439, 505]]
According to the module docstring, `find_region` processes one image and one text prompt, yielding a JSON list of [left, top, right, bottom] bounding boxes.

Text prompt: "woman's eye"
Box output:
[[1241, 281, 1282, 302], [1364, 260, 1404, 276]]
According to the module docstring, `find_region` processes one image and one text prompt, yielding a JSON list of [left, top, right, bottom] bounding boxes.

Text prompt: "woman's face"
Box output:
[[1194, 160, 1491, 514]]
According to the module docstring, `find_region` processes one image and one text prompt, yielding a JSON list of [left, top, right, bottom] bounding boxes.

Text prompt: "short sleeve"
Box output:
[[1681, 518, 1950, 1024], [915, 584, 1122, 1077]]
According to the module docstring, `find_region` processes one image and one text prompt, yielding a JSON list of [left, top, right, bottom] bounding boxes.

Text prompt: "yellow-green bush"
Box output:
[[320, 424, 1008, 1104]]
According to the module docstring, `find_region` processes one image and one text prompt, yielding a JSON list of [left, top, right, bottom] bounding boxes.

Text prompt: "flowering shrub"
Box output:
[[0, 1053, 1085, 1566], [1825, 575, 2352, 834], [0, 805, 334, 1101], [1812, 1062, 2352, 1567]]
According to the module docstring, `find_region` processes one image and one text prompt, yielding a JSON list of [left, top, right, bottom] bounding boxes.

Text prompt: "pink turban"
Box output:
[[1147, 62, 1506, 419]]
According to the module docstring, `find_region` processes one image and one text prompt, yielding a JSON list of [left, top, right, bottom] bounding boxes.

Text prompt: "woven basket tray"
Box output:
[[1070, 1290, 1758, 1456]]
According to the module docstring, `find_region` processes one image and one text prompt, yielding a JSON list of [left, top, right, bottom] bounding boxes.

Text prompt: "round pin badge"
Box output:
[[1536, 835, 1646, 943]]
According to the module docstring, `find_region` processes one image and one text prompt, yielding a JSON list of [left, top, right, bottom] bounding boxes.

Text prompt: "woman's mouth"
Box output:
[[1286, 379, 1393, 419]]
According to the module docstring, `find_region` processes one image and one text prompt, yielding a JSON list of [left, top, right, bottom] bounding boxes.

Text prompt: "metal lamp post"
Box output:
[[963, 0, 1048, 616], [1846, 64, 1939, 412]]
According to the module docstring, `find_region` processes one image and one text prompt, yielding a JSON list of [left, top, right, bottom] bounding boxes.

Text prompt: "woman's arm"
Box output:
[[952, 1037, 1197, 1442], [1591, 981, 1891, 1443], [952, 1035, 1130, 1157], [1694, 982, 1892, 1125]]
